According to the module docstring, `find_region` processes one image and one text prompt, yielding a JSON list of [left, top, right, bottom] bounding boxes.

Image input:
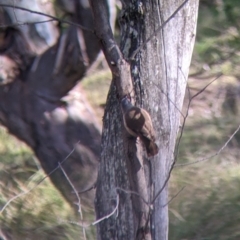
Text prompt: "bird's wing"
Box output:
[[139, 109, 156, 141], [124, 107, 144, 136], [124, 107, 156, 141]]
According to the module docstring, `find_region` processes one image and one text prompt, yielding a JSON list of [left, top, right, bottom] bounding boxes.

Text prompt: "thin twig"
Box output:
[[91, 194, 119, 226], [77, 183, 96, 194], [116, 187, 150, 206], [153, 83, 185, 119], [130, 0, 190, 59], [162, 186, 185, 207], [175, 125, 240, 167], [59, 162, 86, 240], [58, 218, 87, 227], [191, 73, 222, 100], [0, 19, 55, 28], [0, 143, 78, 214], [175, 73, 222, 167], [0, 4, 93, 32], [151, 74, 221, 204], [174, 73, 222, 164], [0, 190, 31, 214], [59, 194, 120, 228]]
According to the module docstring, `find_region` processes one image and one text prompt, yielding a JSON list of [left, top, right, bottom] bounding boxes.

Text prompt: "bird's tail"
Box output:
[[141, 137, 159, 157]]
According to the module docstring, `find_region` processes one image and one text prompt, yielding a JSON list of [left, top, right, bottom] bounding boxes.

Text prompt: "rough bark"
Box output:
[[0, 0, 101, 208], [139, 2, 199, 239], [91, 0, 199, 239]]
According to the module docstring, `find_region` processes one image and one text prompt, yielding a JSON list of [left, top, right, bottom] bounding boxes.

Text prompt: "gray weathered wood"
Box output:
[[91, 0, 199, 239]]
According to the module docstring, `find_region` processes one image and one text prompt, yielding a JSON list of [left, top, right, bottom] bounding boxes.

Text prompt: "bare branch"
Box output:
[[0, 143, 77, 214], [77, 183, 96, 194], [59, 193, 119, 228], [91, 194, 119, 226], [151, 74, 222, 204], [0, 19, 55, 28], [175, 125, 240, 167], [58, 218, 87, 227], [162, 186, 186, 207], [0, 4, 93, 32], [59, 162, 86, 240], [153, 83, 185, 119], [0, 188, 31, 214], [174, 73, 222, 162], [191, 73, 222, 100], [116, 187, 150, 206], [89, 0, 132, 98]]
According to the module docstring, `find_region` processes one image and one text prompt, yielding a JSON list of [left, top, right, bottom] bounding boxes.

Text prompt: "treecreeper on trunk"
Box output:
[[121, 96, 159, 157]]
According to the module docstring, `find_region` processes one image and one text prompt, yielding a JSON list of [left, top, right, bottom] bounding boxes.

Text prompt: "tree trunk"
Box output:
[[91, 0, 199, 239], [0, 0, 102, 208]]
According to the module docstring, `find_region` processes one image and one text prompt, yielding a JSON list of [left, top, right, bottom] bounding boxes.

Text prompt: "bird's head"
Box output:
[[120, 95, 132, 112]]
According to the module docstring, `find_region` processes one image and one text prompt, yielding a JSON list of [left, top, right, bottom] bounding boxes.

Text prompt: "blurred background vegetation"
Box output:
[[169, 0, 240, 239], [1, 0, 240, 239]]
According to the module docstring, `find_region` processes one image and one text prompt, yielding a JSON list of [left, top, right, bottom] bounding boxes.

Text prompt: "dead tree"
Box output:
[[90, 0, 199, 239]]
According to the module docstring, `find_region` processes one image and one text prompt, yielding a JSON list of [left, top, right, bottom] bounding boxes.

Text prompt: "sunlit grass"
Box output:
[[82, 69, 111, 107], [169, 105, 240, 240], [81, 69, 111, 122], [169, 161, 240, 240], [0, 127, 95, 239]]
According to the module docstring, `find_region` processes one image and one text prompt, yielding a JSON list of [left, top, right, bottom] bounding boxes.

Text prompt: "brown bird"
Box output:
[[121, 96, 159, 157]]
